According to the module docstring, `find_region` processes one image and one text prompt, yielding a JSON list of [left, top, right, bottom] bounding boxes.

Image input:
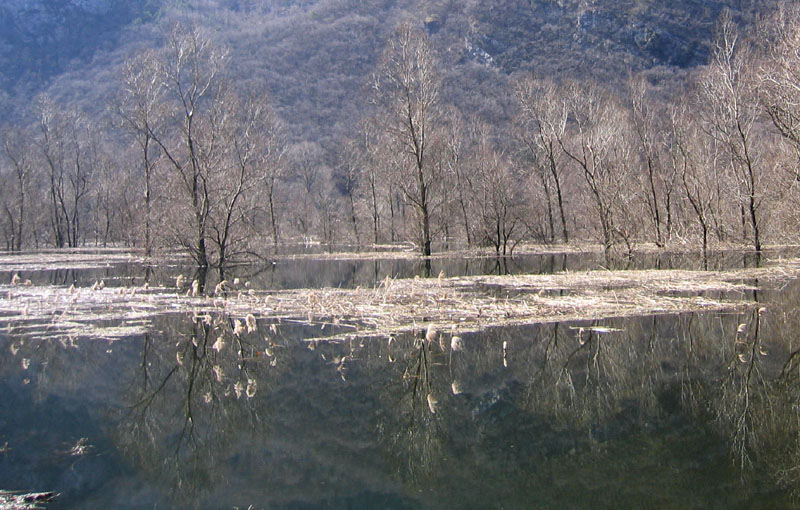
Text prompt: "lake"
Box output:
[[1, 247, 799, 509]]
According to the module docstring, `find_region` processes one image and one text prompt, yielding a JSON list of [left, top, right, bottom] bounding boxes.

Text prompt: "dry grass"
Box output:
[[4, 242, 794, 269], [249, 267, 762, 341], [3, 258, 799, 343], [0, 249, 148, 272]]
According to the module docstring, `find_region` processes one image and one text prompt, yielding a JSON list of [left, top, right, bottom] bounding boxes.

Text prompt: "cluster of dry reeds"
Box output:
[[5, 260, 798, 342]]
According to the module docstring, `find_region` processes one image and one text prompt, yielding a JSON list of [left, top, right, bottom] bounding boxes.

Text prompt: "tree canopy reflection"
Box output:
[[8, 281, 800, 507]]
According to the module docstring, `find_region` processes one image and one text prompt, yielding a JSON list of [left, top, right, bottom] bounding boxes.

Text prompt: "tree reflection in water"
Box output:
[[9, 280, 800, 506], [114, 310, 282, 501], [380, 329, 450, 480], [112, 299, 800, 504]]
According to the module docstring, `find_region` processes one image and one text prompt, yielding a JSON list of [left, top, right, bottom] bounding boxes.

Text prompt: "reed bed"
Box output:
[[4, 259, 799, 342], [0, 250, 148, 272]]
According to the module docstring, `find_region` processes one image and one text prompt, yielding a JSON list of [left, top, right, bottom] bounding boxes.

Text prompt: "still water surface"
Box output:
[[1, 249, 799, 508]]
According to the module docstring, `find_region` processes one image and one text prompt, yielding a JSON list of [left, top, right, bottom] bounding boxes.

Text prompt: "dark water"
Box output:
[[0, 245, 784, 291], [2, 250, 800, 508]]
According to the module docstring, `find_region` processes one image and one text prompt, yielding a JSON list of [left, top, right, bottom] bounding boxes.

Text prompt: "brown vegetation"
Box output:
[[3, 255, 798, 342]]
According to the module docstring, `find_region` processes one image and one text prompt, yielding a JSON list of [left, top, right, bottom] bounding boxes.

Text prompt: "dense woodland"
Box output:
[[3, 0, 800, 282]]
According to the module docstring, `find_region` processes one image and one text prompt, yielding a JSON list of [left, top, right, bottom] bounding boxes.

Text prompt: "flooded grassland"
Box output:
[[2, 247, 800, 509]]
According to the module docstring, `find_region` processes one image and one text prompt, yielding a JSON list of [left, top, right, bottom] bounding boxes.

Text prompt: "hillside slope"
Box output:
[[0, 0, 775, 140]]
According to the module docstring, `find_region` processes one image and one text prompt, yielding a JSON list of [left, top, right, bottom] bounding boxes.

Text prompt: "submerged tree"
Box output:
[[117, 24, 286, 283], [468, 121, 525, 256], [628, 75, 673, 247], [152, 25, 230, 285], [1, 129, 33, 252], [286, 141, 325, 240], [116, 48, 164, 257], [34, 97, 96, 249], [352, 123, 387, 246], [699, 12, 765, 253], [260, 124, 287, 254], [670, 103, 724, 269], [333, 136, 362, 247], [371, 23, 442, 258], [557, 82, 638, 257], [210, 93, 283, 275], [514, 77, 570, 244]]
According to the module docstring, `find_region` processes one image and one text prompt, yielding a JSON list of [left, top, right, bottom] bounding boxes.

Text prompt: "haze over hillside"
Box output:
[[0, 0, 774, 141]]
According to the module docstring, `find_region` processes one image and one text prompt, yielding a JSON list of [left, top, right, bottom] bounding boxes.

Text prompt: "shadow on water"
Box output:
[[4, 273, 800, 508]]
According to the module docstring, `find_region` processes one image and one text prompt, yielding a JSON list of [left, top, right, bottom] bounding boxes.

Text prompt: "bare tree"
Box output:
[[333, 137, 362, 247], [440, 107, 475, 246], [286, 141, 325, 240], [2, 129, 33, 251], [353, 123, 385, 246], [469, 121, 525, 256], [628, 75, 671, 247], [259, 124, 287, 254], [371, 23, 442, 258], [88, 147, 121, 247], [514, 77, 570, 243], [209, 93, 282, 276], [557, 82, 637, 257], [116, 49, 164, 257], [759, 4, 800, 194], [118, 24, 287, 282], [314, 171, 344, 251], [35, 97, 95, 248], [699, 12, 764, 253], [142, 24, 230, 286], [36, 99, 68, 248], [670, 103, 723, 268]]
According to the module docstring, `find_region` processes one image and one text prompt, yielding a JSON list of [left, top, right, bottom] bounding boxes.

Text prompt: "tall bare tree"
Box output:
[[759, 4, 800, 182], [371, 23, 442, 258], [209, 93, 282, 276], [557, 82, 637, 257], [116, 48, 164, 257], [469, 121, 525, 256], [259, 122, 287, 255], [2, 129, 33, 251], [700, 12, 764, 253], [141, 24, 230, 285], [286, 141, 325, 239], [353, 123, 385, 246], [670, 103, 723, 268], [331, 136, 362, 247], [628, 75, 672, 247], [118, 24, 287, 282], [35, 97, 95, 248], [440, 107, 475, 246], [514, 77, 570, 243]]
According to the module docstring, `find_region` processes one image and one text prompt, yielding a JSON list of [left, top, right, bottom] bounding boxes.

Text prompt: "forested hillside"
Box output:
[[0, 0, 773, 135], [2, 0, 798, 280]]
